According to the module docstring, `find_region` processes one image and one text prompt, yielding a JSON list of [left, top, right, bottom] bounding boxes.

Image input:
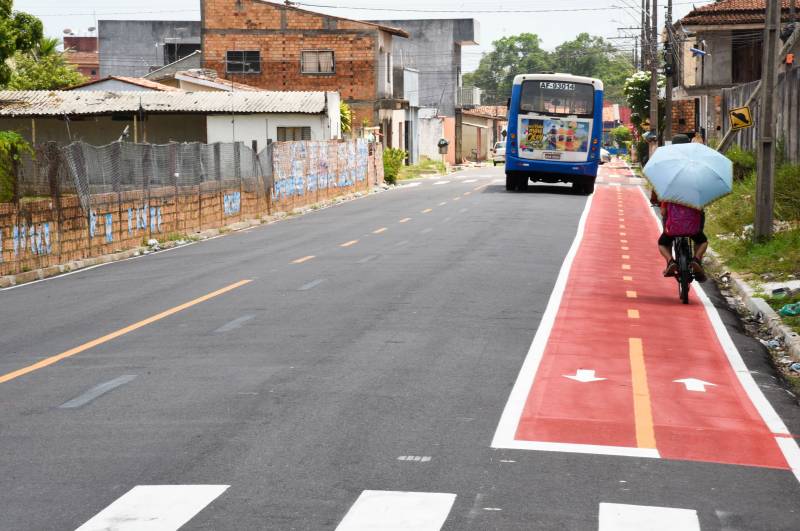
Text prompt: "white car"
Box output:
[[491, 141, 506, 166], [599, 148, 611, 164]]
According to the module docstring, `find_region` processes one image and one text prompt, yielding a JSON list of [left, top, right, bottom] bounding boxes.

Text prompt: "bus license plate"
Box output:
[[544, 152, 562, 160]]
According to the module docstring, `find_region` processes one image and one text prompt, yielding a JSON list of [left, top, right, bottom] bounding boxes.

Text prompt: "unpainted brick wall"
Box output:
[[202, 0, 381, 102]]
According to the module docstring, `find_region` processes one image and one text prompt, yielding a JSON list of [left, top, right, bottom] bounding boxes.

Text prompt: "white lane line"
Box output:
[[298, 278, 326, 291], [60, 375, 137, 409], [463, 179, 478, 183], [336, 490, 456, 531], [396, 240, 410, 247], [421, 228, 433, 234], [402, 182, 422, 188], [598, 503, 700, 531], [357, 255, 378, 264], [75, 485, 229, 531], [433, 180, 450, 186], [213, 314, 256, 333], [636, 186, 800, 481]]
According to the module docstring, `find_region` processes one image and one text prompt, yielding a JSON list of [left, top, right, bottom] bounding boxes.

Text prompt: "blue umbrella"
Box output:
[[643, 143, 733, 209]]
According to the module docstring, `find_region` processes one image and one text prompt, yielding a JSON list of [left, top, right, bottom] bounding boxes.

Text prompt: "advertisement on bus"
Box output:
[[519, 117, 591, 154]]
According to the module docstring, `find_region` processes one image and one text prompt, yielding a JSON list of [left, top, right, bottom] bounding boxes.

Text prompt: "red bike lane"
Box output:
[[493, 163, 798, 475]]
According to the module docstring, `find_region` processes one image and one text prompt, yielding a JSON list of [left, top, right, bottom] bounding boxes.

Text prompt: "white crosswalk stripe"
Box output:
[[598, 503, 700, 531], [336, 490, 456, 531], [75, 485, 229, 531]]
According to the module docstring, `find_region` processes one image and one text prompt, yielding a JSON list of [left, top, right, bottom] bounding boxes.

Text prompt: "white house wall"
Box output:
[[206, 113, 332, 149]]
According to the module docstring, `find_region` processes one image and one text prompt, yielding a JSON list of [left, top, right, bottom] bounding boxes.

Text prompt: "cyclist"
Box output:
[[650, 134, 708, 282]]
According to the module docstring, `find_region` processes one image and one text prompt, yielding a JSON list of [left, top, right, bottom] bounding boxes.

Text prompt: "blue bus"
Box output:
[[505, 74, 604, 194]]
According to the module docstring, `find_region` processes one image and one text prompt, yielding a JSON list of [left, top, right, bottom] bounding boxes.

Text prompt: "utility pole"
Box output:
[[641, 0, 648, 71], [755, 0, 780, 241], [649, 0, 659, 152], [664, 0, 674, 141]]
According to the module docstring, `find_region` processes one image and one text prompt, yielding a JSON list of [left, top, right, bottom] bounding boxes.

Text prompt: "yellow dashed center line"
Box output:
[[439, 202, 447, 206], [463, 191, 471, 196], [622, 264, 631, 270], [0, 279, 253, 384], [621, 246, 629, 251], [619, 224, 626, 229], [422, 208, 433, 213], [629, 338, 656, 449], [373, 227, 387, 234], [399, 217, 411, 223], [453, 197, 461, 201], [340, 240, 359, 247], [620, 232, 627, 236], [292, 255, 315, 264], [623, 275, 634, 281], [622, 254, 630, 259], [627, 309, 640, 319], [620, 239, 628, 244], [626, 290, 638, 298]]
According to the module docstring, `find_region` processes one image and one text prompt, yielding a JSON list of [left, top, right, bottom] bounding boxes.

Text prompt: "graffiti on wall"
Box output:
[[126, 204, 163, 236], [12, 222, 51, 256], [272, 140, 371, 200], [223, 192, 241, 216]]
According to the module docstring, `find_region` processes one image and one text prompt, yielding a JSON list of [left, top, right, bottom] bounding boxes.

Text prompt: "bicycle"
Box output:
[[673, 236, 695, 304]]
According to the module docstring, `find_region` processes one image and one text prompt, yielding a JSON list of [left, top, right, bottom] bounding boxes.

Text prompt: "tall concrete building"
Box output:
[[369, 19, 479, 117], [98, 20, 201, 78]]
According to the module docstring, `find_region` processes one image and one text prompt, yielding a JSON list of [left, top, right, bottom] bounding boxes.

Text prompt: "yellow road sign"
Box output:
[[729, 106, 754, 130]]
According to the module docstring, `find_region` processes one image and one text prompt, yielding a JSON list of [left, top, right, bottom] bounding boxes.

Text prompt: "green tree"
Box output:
[[32, 36, 59, 59], [623, 70, 666, 134], [463, 33, 552, 104], [8, 52, 87, 90], [550, 33, 634, 103], [0, 130, 32, 202], [340, 100, 353, 135], [463, 32, 634, 105], [610, 125, 632, 145], [0, 0, 44, 86]]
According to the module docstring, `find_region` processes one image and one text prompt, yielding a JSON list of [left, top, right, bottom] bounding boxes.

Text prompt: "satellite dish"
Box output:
[[88, 27, 96, 33], [63, 28, 73, 35]]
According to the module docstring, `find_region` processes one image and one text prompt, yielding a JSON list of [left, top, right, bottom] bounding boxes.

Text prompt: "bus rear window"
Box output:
[[519, 81, 594, 116]]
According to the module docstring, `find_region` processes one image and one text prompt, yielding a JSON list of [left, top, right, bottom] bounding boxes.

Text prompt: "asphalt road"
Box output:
[[1, 166, 798, 530]]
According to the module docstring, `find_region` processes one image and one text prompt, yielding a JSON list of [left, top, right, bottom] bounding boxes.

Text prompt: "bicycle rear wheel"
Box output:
[[676, 239, 691, 304]]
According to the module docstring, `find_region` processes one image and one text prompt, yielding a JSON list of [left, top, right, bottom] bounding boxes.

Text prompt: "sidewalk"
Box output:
[[493, 165, 800, 478]]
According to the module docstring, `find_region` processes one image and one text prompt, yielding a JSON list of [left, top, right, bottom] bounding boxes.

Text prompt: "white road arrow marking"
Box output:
[[563, 369, 606, 383], [674, 378, 717, 392]]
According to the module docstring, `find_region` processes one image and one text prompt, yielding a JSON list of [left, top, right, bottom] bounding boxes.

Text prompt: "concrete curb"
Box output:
[[705, 249, 800, 361], [0, 186, 384, 289]]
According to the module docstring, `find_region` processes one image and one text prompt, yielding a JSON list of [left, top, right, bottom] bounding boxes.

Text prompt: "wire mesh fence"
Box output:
[[1, 138, 383, 277]]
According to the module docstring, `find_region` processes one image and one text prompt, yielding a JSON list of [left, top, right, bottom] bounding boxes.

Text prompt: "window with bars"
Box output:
[[226, 50, 261, 74], [301, 50, 335, 74], [277, 127, 312, 141]]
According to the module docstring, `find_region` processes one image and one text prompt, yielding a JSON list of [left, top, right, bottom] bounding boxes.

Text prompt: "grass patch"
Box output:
[[706, 160, 800, 281], [709, 229, 800, 280], [763, 292, 800, 335], [398, 157, 446, 181]]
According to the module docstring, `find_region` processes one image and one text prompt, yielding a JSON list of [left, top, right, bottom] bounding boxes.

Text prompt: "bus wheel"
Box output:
[[505, 174, 514, 191], [517, 176, 528, 192]]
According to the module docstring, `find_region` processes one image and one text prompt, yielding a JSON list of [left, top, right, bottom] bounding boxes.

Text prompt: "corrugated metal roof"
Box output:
[[67, 76, 181, 91], [0, 90, 329, 116]]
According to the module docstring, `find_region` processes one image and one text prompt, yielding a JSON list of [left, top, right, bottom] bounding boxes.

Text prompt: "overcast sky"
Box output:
[[16, 0, 698, 71]]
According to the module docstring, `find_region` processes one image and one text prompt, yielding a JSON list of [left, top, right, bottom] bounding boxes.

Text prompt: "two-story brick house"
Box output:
[[672, 0, 800, 142], [200, 0, 409, 145]]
